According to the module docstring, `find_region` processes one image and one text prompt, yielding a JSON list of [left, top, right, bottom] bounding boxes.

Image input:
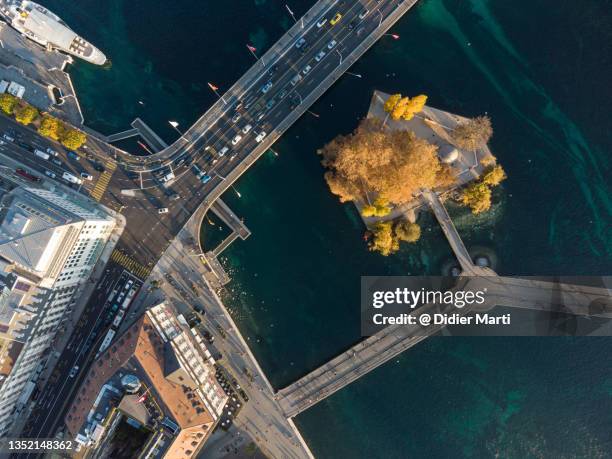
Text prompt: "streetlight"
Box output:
[[285, 4, 303, 28], [214, 172, 242, 198]]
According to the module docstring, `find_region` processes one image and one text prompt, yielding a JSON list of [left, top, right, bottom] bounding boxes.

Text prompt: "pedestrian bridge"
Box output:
[[275, 190, 612, 418]]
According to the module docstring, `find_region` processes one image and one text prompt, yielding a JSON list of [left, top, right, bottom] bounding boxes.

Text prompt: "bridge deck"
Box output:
[[422, 189, 476, 274], [276, 276, 611, 418], [131, 117, 168, 152]]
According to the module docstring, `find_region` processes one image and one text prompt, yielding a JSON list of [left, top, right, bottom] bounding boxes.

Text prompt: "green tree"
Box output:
[[38, 115, 64, 141], [369, 221, 399, 256], [60, 128, 87, 150], [461, 182, 492, 214], [482, 164, 506, 186], [451, 115, 493, 151], [0, 93, 17, 114], [14, 104, 39, 125], [395, 220, 421, 242]]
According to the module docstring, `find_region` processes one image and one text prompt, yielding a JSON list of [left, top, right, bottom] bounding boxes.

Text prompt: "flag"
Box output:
[[208, 82, 219, 91], [168, 121, 179, 128], [391, 34, 400, 40], [246, 44, 257, 53]]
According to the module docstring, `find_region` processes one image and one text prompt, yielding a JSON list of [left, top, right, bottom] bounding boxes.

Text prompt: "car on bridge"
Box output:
[[295, 38, 306, 49], [316, 18, 327, 28], [315, 50, 326, 62], [255, 132, 267, 143], [359, 9, 369, 20], [327, 39, 337, 49], [158, 207, 169, 214], [261, 81, 273, 94], [219, 146, 229, 156], [242, 124, 253, 134], [200, 174, 212, 184], [302, 65, 312, 75], [231, 113, 241, 123], [231, 134, 243, 145], [330, 13, 342, 25]]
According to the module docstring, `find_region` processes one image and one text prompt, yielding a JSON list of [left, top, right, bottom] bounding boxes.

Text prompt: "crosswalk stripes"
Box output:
[[90, 161, 117, 201], [110, 249, 152, 279]]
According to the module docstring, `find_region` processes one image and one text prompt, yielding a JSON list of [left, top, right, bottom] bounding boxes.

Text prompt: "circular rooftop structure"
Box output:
[[438, 144, 459, 164], [121, 374, 142, 394]]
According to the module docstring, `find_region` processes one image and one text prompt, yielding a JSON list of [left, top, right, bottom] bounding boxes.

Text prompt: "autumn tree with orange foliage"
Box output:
[[319, 119, 454, 205]]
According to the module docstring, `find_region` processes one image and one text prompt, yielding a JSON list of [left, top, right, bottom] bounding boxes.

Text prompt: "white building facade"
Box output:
[[0, 186, 116, 436]]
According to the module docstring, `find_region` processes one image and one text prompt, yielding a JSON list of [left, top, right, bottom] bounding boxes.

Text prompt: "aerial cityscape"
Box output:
[[0, 0, 609, 458]]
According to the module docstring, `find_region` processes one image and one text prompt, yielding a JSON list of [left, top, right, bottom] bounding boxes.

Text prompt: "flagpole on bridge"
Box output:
[[246, 44, 264, 66], [207, 82, 227, 105]]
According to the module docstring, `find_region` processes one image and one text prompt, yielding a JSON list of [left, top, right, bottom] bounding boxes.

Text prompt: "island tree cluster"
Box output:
[[369, 220, 421, 256], [460, 164, 506, 214], [320, 118, 454, 206], [383, 93, 428, 121], [451, 116, 493, 151]]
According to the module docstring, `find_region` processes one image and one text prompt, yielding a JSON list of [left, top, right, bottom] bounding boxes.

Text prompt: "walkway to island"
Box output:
[[275, 190, 612, 418]]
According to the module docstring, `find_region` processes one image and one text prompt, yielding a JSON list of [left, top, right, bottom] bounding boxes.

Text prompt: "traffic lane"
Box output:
[[23, 263, 132, 441], [0, 115, 107, 180], [117, 0, 368, 177]]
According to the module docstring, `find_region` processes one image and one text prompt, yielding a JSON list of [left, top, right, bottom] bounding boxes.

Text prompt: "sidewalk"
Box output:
[[124, 209, 313, 459]]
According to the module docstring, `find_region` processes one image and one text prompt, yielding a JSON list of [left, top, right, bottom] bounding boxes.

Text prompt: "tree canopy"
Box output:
[[361, 197, 391, 218], [0, 94, 17, 115], [384, 93, 428, 121], [451, 116, 493, 151], [395, 220, 421, 243], [14, 104, 39, 125], [60, 128, 87, 150], [320, 119, 454, 205], [461, 182, 492, 214], [369, 222, 399, 256], [482, 164, 506, 186], [38, 116, 64, 141]]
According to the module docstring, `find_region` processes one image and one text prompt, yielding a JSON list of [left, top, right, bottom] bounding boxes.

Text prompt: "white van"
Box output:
[[34, 149, 50, 160], [62, 171, 82, 185]]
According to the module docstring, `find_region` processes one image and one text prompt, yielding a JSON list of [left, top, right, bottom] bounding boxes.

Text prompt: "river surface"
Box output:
[[48, 0, 612, 457]]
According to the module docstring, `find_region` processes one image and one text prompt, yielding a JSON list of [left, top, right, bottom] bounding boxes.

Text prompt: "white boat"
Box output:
[[0, 0, 106, 65]]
